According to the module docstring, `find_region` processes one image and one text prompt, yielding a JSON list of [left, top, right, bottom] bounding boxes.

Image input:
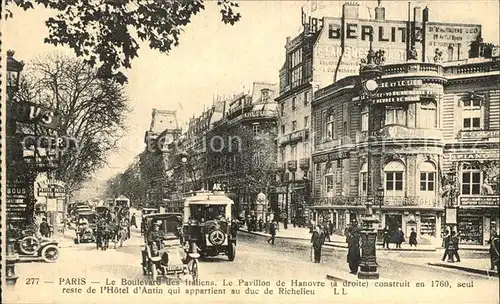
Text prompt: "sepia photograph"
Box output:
[[1, 0, 499, 303]]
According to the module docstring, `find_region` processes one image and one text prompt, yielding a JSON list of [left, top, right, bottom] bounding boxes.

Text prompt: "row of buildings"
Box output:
[[132, 2, 499, 245]]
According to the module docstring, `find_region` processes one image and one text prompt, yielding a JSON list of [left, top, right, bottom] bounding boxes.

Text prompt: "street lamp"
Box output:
[[181, 155, 188, 193], [5, 50, 24, 286], [357, 44, 384, 280]]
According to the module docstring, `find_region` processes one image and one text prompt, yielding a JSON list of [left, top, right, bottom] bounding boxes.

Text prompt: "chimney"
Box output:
[[375, 6, 385, 21], [413, 7, 422, 23], [286, 36, 291, 45], [342, 2, 359, 20], [423, 7, 429, 22]]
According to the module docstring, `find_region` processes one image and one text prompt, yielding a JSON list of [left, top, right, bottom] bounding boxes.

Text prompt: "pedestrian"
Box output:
[[447, 231, 461, 263], [311, 225, 323, 263], [395, 227, 405, 249], [488, 231, 500, 271], [283, 217, 288, 230], [346, 220, 361, 275], [39, 218, 50, 238], [441, 229, 451, 261], [258, 218, 263, 232], [130, 213, 137, 228], [409, 228, 417, 247], [328, 220, 334, 236], [267, 220, 276, 245], [324, 224, 331, 242], [382, 226, 390, 249]]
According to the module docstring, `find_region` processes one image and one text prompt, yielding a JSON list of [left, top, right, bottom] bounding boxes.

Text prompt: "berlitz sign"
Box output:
[[328, 23, 411, 43]]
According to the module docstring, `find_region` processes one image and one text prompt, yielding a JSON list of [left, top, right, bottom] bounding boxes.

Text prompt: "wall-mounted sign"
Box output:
[[46, 198, 57, 212], [459, 130, 500, 140], [445, 207, 458, 225], [8, 101, 62, 130], [379, 79, 423, 88], [460, 196, 499, 206], [449, 151, 499, 161], [424, 23, 481, 62], [312, 154, 329, 163]]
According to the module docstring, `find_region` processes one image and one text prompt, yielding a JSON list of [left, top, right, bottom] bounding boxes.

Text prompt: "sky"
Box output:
[[3, 0, 499, 195]]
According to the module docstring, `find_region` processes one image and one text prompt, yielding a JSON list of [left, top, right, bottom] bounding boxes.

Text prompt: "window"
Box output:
[[304, 91, 310, 106], [252, 124, 260, 135], [420, 100, 437, 128], [385, 106, 406, 125], [292, 121, 297, 132], [291, 145, 297, 160], [462, 96, 482, 130], [419, 162, 436, 192], [461, 163, 481, 195], [384, 161, 405, 196], [303, 141, 309, 157], [291, 67, 303, 88], [361, 106, 369, 131], [304, 116, 309, 128], [291, 48, 302, 67], [280, 103, 285, 116], [281, 125, 286, 135], [325, 113, 334, 141], [292, 97, 297, 111], [325, 162, 334, 196], [360, 163, 368, 196], [280, 148, 285, 163], [343, 121, 348, 136]]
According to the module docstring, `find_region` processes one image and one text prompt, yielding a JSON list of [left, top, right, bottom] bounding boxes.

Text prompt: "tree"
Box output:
[[6, 0, 241, 84], [16, 53, 129, 194]]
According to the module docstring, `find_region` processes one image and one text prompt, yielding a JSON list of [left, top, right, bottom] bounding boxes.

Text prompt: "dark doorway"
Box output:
[[385, 214, 402, 242]]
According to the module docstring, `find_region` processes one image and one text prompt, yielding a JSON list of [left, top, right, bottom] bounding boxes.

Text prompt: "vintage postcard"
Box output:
[[1, 0, 499, 303]]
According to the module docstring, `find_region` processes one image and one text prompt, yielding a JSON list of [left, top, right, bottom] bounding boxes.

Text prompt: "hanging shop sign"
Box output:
[[8, 101, 62, 130], [22, 135, 79, 151], [37, 179, 66, 198], [445, 207, 458, 225]]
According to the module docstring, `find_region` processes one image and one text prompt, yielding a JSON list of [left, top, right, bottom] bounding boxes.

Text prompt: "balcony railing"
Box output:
[[312, 196, 440, 207], [382, 62, 443, 76], [313, 196, 367, 206], [356, 126, 443, 143], [279, 129, 308, 146], [459, 195, 499, 207], [444, 60, 500, 75]]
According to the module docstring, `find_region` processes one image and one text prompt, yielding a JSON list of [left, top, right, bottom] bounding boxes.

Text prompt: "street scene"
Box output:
[[2, 1, 500, 304]]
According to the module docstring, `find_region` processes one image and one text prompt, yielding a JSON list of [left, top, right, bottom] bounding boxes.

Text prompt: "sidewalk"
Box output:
[[239, 227, 437, 251], [428, 259, 499, 277]]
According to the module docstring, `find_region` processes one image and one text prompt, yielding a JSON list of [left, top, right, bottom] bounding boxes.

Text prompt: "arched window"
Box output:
[[359, 163, 368, 196], [324, 162, 334, 196], [384, 161, 405, 196], [419, 161, 436, 192]]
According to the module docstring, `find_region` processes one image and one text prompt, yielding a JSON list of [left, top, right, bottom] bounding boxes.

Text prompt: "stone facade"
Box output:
[[310, 59, 499, 245]]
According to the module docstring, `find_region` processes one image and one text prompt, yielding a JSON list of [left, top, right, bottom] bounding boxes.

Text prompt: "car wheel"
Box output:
[[228, 242, 236, 261], [41, 245, 59, 263]]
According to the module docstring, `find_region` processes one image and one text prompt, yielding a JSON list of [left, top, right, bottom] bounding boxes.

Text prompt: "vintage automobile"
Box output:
[[182, 190, 237, 261], [141, 213, 199, 281], [74, 211, 97, 244], [141, 208, 159, 234], [14, 228, 59, 263]]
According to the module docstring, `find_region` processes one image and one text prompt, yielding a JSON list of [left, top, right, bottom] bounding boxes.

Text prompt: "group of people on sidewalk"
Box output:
[[381, 226, 418, 249]]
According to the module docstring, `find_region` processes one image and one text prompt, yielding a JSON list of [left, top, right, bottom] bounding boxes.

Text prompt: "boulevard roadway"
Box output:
[[3, 227, 498, 304]]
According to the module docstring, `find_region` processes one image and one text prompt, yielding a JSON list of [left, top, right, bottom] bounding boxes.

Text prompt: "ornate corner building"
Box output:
[[276, 1, 500, 245], [310, 59, 499, 245]]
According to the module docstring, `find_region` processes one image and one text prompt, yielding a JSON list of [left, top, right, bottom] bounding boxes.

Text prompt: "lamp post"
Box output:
[[357, 44, 384, 280], [181, 156, 188, 193]]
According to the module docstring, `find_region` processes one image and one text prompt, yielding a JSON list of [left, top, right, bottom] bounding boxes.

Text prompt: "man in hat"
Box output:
[[346, 220, 361, 274], [147, 221, 165, 248]]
